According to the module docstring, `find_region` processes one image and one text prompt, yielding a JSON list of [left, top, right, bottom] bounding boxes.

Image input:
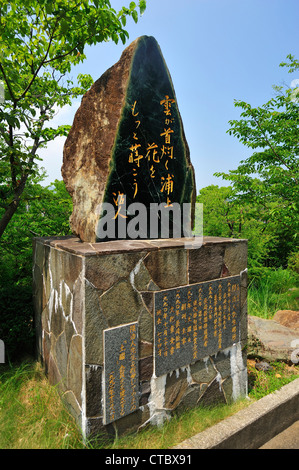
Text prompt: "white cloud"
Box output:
[[38, 135, 67, 185], [0, 81, 4, 103], [290, 88, 299, 104], [290, 78, 299, 88]]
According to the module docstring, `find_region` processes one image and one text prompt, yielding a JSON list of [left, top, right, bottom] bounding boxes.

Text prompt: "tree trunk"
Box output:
[[0, 176, 27, 239], [0, 199, 22, 239]]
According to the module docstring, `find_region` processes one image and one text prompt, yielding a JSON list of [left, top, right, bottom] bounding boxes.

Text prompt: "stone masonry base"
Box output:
[[33, 236, 248, 438]]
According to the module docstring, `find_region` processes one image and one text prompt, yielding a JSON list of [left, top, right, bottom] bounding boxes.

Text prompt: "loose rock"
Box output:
[[273, 310, 299, 332], [255, 361, 273, 372], [247, 315, 299, 363]]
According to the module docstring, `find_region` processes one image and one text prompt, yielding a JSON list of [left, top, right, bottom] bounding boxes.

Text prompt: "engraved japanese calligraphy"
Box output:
[[154, 276, 241, 377], [103, 322, 139, 425], [94, 36, 196, 241]]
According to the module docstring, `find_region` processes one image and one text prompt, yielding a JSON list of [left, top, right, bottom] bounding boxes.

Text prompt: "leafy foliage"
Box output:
[[0, 1, 147, 359], [214, 54, 299, 268], [0, 0, 146, 237], [0, 181, 72, 360], [247, 267, 298, 319], [197, 185, 274, 272]]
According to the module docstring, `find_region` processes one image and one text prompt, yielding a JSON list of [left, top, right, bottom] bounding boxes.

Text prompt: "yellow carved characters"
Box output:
[[155, 279, 241, 376], [113, 94, 177, 216]]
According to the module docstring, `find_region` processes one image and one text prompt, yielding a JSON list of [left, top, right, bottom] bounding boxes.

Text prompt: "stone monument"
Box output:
[[62, 35, 196, 242], [33, 36, 248, 439]]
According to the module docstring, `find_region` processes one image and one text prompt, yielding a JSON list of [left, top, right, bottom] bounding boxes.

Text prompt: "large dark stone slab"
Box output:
[[62, 35, 196, 242], [85, 365, 103, 418], [154, 276, 241, 376]]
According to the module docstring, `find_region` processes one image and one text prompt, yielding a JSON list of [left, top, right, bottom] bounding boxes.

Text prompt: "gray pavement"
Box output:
[[260, 420, 299, 449], [174, 378, 299, 449]]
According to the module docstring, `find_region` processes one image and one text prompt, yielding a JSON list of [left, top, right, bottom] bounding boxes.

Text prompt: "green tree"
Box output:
[[0, 0, 146, 238], [197, 185, 273, 272], [197, 185, 242, 238], [215, 54, 299, 267], [0, 179, 73, 359]]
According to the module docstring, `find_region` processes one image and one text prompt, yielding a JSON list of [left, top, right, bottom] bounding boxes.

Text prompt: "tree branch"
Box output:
[[0, 62, 16, 103], [16, 18, 59, 103], [43, 42, 83, 66]]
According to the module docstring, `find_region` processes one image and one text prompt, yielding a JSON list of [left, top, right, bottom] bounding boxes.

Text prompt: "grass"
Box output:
[[248, 267, 299, 319], [101, 399, 251, 450], [0, 359, 298, 449], [247, 360, 299, 400], [0, 361, 83, 449]]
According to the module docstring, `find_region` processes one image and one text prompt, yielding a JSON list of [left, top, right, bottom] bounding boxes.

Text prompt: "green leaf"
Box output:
[[60, 19, 68, 33], [139, 0, 146, 15], [0, 0, 145, 241], [120, 32, 126, 45], [112, 32, 119, 44], [132, 10, 138, 23], [45, 2, 53, 14]]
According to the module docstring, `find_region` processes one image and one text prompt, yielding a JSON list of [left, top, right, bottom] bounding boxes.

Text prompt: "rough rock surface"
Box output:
[[247, 315, 299, 362], [62, 35, 196, 242], [273, 310, 299, 332], [255, 361, 273, 372]]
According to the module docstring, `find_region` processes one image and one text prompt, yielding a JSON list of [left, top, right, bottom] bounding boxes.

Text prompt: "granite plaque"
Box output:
[[154, 275, 241, 377], [103, 322, 139, 425]]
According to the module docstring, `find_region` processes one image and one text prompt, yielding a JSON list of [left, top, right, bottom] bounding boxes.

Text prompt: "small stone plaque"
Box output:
[[103, 322, 139, 425], [154, 275, 241, 377]]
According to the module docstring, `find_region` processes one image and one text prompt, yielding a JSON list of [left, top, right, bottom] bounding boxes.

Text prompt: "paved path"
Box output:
[[260, 421, 299, 449], [174, 379, 299, 450]]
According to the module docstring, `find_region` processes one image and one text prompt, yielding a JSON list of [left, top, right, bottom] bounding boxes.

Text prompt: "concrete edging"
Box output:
[[173, 378, 299, 449]]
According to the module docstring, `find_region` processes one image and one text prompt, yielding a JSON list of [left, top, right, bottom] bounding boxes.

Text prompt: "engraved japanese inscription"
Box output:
[[95, 36, 196, 241], [103, 322, 139, 425], [154, 275, 241, 377]]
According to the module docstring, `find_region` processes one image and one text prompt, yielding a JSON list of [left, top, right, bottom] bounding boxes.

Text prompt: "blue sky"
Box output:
[[39, 0, 299, 191]]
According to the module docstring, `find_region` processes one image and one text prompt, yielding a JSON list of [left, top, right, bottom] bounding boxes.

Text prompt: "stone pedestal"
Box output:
[[33, 236, 248, 438]]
